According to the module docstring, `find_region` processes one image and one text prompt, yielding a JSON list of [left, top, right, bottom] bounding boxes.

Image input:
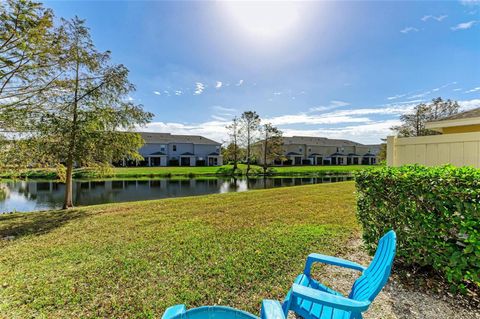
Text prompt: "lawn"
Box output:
[[0, 182, 358, 318], [110, 164, 368, 178]]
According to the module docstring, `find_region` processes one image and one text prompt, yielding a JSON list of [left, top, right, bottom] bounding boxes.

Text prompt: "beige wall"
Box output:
[[387, 132, 480, 168]]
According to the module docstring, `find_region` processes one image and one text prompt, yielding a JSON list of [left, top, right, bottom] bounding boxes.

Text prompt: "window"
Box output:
[[308, 148, 311, 152], [173, 145, 177, 151], [299, 147, 302, 152], [160, 145, 166, 152]]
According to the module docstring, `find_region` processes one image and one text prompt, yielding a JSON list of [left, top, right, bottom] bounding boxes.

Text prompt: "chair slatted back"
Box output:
[[348, 230, 396, 302]]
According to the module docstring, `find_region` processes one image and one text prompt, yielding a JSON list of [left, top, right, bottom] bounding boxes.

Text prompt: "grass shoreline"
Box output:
[[0, 164, 372, 180], [0, 182, 358, 318]]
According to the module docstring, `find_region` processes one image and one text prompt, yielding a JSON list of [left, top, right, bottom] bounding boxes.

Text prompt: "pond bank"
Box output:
[[0, 164, 373, 180]]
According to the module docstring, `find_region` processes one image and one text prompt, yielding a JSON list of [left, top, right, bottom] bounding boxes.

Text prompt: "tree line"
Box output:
[[0, 0, 153, 208], [223, 111, 284, 175]]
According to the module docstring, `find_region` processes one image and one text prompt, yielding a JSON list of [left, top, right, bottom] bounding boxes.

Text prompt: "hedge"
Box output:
[[355, 165, 480, 292]]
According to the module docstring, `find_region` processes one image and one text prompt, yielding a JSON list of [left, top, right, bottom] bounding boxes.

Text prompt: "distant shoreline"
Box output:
[[0, 164, 374, 180]]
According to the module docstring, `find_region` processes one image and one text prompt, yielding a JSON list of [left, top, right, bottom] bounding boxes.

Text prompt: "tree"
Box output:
[[377, 139, 387, 163], [259, 123, 283, 174], [392, 97, 460, 137], [222, 142, 245, 165], [1, 17, 153, 209], [240, 111, 260, 175], [225, 116, 241, 169], [0, 0, 62, 129]]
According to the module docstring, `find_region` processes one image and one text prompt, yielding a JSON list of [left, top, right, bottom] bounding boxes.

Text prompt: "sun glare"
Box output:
[[222, 2, 304, 41]]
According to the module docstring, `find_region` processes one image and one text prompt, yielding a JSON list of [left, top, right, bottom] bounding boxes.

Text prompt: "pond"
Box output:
[[0, 175, 352, 213]]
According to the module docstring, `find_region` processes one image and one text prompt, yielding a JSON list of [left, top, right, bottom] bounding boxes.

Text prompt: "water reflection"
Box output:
[[0, 176, 352, 213]]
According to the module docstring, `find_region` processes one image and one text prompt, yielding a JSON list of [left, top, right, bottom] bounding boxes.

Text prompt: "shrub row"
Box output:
[[355, 165, 480, 292]]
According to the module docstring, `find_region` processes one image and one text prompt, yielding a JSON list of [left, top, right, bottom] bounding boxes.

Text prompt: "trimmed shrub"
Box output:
[[355, 165, 480, 292]]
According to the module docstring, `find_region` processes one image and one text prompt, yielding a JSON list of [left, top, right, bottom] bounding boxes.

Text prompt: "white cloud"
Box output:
[[211, 115, 228, 121], [465, 86, 480, 93], [422, 15, 448, 22], [465, 87, 480, 93], [215, 81, 223, 89], [266, 114, 371, 126], [140, 120, 229, 144], [175, 90, 183, 96], [194, 82, 205, 95], [459, 98, 480, 110], [127, 96, 134, 101], [453, 88, 463, 91], [280, 120, 402, 144], [138, 99, 480, 145], [408, 91, 431, 99], [236, 80, 244, 86], [400, 27, 419, 34], [273, 91, 282, 95], [460, 0, 480, 5], [153, 91, 161, 95], [421, 15, 432, 21], [211, 105, 237, 115], [309, 100, 350, 112], [451, 20, 477, 30], [387, 94, 406, 100], [163, 90, 170, 96]]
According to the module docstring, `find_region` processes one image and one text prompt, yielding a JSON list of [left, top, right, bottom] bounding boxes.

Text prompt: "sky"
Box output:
[[45, 0, 480, 144]]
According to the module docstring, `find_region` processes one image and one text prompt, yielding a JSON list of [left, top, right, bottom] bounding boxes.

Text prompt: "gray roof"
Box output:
[[330, 152, 345, 157], [181, 152, 195, 156], [434, 108, 480, 121], [139, 132, 221, 145], [282, 136, 365, 147], [286, 152, 302, 156], [149, 151, 166, 156]]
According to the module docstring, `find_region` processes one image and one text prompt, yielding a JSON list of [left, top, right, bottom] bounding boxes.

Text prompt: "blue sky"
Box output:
[[46, 0, 480, 144]]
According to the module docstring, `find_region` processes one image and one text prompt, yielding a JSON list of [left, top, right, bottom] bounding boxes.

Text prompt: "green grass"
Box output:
[[271, 165, 369, 174], [105, 164, 369, 178], [0, 164, 371, 180], [0, 182, 358, 318]]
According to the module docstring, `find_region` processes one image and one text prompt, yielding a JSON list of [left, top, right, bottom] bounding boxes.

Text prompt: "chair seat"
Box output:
[[287, 275, 355, 319]]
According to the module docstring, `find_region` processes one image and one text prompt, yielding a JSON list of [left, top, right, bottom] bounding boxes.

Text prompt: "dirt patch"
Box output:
[[290, 237, 480, 319]]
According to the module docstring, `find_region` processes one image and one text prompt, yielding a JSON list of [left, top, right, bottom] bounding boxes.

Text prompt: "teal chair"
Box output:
[[282, 230, 396, 319]]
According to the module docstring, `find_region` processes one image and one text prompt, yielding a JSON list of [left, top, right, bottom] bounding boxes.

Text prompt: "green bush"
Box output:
[[355, 165, 480, 292]]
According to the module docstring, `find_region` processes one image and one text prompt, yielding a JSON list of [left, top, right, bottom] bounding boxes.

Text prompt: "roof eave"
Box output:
[[425, 117, 480, 131]]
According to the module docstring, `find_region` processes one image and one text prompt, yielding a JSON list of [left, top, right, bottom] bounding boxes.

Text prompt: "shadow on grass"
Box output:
[[0, 209, 87, 239]]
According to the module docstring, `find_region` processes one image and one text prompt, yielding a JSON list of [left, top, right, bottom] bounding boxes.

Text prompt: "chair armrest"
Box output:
[[162, 304, 186, 319], [261, 300, 286, 319], [291, 284, 370, 312], [303, 253, 366, 276]]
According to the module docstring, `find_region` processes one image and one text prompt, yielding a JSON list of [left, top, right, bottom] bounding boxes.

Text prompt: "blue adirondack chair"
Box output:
[[282, 230, 396, 319], [162, 230, 396, 319], [162, 301, 286, 319]]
